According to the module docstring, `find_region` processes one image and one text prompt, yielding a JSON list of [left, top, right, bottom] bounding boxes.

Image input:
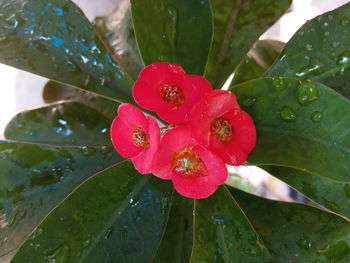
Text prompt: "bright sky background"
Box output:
[[0, 0, 349, 138]]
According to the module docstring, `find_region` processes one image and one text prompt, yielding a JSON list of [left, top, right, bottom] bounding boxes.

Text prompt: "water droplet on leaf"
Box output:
[[311, 111, 323, 122], [280, 107, 297, 122]]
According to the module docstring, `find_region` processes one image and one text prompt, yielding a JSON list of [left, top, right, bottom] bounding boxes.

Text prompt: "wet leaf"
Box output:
[[228, 187, 350, 263], [0, 0, 133, 103], [263, 165, 350, 220], [231, 77, 350, 182], [232, 40, 285, 85], [130, 0, 212, 75], [205, 0, 291, 88], [12, 161, 173, 263], [42, 81, 119, 120], [5, 102, 113, 146], [152, 193, 194, 263], [190, 187, 272, 262], [0, 141, 122, 260], [266, 3, 350, 99], [94, 0, 143, 80]]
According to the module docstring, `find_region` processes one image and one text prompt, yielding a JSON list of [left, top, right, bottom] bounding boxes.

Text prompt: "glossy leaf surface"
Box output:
[[152, 193, 194, 263], [232, 40, 285, 85], [229, 188, 350, 263], [263, 166, 350, 220], [12, 161, 173, 263], [0, 0, 133, 103], [190, 187, 272, 262], [205, 0, 291, 87], [5, 102, 113, 146], [131, 0, 212, 75], [94, 0, 143, 80], [0, 141, 121, 260], [266, 3, 350, 99], [231, 77, 350, 182], [43, 81, 119, 120]]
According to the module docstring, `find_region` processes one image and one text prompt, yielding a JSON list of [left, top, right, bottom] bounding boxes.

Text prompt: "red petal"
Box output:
[[110, 117, 143, 158], [189, 90, 239, 146], [151, 127, 197, 179], [117, 103, 148, 131], [132, 63, 186, 112], [132, 116, 160, 174], [223, 109, 256, 153], [172, 173, 219, 199]]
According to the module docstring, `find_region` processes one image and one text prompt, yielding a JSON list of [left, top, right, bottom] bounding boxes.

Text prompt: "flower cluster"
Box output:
[[110, 63, 256, 199]]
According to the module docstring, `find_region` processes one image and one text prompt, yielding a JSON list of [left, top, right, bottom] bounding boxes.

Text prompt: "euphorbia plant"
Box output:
[[1, 0, 350, 262]]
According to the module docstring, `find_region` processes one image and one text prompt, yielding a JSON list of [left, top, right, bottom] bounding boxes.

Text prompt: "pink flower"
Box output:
[[152, 126, 228, 199], [132, 63, 212, 125], [189, 90, 256, 166], [110, 103, 160, 174]]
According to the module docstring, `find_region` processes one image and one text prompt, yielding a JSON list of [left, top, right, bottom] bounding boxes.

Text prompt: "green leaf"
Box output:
[[231, 40, 285, 85], [5, 102, 113, 146], [0, 141, 122, 259], [190, 187, 272, 262], [0, 0, 133, 103], [205, 0, 291, 87], [94, 1, 144, 80], [130, 0, 213, 75], [262, 165, 350, 220], [266, 3, 350, 99], [42, 81, 119, 120], [230, 77, 350, 182], [152, 193, 194, 263], [12, 161, 173, 263], [228, 187, 350, 263]]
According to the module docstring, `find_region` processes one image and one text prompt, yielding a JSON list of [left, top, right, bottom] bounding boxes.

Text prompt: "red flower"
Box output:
[[110, 103, 160, 174], [132, 63, 212, 125], [152, 126, 227, 199], [189, 90, 256, 166]]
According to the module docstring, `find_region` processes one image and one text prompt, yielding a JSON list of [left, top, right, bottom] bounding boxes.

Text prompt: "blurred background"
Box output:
[[0, 0, 349, 201]]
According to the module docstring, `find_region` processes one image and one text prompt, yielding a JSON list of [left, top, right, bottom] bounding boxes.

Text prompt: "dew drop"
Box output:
[[297, 82, 319, 105], [242, 96, 257, 107], [305, 44, 313, 51], [324, 31, 330, 37], [80, 146, 96, 156], [104, 227, 115, 240], [295, 62, 323, 78], [311, 111, 323, 123], [45, 243, 70, 263], [332, 41, 340, 48], [341, 19, 349, 26], [101, 146, 112, 155], [272, 78, 285, 90], [297, 236, 312, 249], [280, 107, 297, 122]]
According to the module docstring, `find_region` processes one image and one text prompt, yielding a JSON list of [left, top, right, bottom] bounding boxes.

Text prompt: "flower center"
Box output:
[[160, 84, 185, 105], [173, 148, 203, 177], [210, 117, 233, 143], [132, 127, 150, 149]]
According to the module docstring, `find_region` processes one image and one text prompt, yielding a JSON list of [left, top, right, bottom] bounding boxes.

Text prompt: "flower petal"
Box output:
[[117, 103, 148, 131], [132, 63, 186, 112], [132, 116, 160, 174], [172, 173, 219, 199], [151, 127, 197, 179], [189, 90, 239, 146], [110, 117, 143, 158]]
